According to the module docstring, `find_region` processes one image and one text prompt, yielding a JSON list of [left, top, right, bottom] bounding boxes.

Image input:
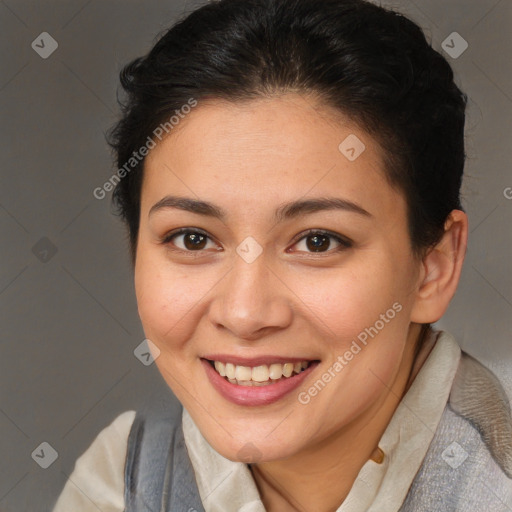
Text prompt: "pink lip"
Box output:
[[201, 358, 320, 406]]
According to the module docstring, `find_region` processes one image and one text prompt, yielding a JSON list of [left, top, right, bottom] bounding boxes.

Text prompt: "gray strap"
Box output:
[[124, 387, 205, 512]]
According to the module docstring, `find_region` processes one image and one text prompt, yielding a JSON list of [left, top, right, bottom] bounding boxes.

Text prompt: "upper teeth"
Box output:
[[213, 361, 309, 382]]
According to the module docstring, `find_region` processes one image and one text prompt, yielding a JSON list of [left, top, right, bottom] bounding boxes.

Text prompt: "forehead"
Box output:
[[141, 94, 405, 224]]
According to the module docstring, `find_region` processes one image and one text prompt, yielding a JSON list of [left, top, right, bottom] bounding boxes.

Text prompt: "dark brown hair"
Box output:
[[108, 0, 467, 264]]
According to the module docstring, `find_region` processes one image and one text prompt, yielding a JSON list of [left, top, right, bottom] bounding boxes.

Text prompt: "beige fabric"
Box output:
[[52, 410, 136, 512], [52, 330, 461, 512]]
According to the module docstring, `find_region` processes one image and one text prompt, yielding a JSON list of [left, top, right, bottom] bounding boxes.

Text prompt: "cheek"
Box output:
[[134, 251, 209, 351], [289, 253, 414, 401], [292, 255, 409, 344], [293, 264, 411, 432]]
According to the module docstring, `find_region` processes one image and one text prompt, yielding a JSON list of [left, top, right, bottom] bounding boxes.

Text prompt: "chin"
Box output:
[[201, 422, 305, 463]]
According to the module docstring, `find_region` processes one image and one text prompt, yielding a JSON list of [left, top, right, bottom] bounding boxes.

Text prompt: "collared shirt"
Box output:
[[52, 329, 461, 512]]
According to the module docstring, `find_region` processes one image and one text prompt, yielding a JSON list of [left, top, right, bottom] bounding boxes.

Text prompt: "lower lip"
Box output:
[[201, 359, 320, 406]]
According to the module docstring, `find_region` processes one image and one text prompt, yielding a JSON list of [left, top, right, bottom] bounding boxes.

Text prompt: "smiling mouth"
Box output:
[[206, 359, 318, 386]]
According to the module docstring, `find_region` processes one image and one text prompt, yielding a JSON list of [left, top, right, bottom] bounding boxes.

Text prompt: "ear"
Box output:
[[410, 210, 468, 324]]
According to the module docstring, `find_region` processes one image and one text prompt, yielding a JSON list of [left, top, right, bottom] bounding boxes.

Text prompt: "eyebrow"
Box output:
[[148, 195, 372, 221]]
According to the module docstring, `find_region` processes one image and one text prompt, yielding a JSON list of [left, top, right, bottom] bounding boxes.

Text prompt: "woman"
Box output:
[[52, 0, 512, 510]]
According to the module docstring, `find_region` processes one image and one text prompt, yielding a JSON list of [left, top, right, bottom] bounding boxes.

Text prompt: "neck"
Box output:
[[250, 323, 430, 512]]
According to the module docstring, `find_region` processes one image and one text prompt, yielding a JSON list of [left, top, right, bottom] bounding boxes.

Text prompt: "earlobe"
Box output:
[[410, 210, 468, 324]]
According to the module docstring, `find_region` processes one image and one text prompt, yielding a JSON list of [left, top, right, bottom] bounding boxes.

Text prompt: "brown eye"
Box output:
[[183, 232, 207, 250], [291, 230, 352, 254], [162, 229, 217, 252], [305, 234, 331, 252]]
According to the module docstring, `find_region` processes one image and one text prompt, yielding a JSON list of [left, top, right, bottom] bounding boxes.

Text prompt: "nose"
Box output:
[[207, 250, 293, 341]]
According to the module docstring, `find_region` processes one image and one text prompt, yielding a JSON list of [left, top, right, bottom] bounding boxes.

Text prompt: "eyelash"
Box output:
[[160, 228, 352, 255]]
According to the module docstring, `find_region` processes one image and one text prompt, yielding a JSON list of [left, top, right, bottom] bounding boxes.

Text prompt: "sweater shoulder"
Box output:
[[400, 352, 512, 511], [51, 410, 136, 512], [449, 351, 512, 477]]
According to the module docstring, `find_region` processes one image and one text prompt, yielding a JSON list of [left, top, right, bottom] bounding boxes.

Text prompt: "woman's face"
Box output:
[[135, 94, 423, 462]]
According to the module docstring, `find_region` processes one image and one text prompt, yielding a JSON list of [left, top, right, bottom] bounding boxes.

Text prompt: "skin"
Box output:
[[134, 93, 468, 511]]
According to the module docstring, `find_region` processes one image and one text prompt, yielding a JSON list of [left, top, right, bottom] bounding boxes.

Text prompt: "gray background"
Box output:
[[0, 1, 511, 510]]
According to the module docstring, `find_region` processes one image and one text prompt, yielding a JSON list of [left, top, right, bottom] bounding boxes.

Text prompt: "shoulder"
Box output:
[[51, 410, 136, 512], [81, 410, 137, 468], [98, 410, 138, 440], [401, 351, 512, 511], [449, 351, 512, 478]]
